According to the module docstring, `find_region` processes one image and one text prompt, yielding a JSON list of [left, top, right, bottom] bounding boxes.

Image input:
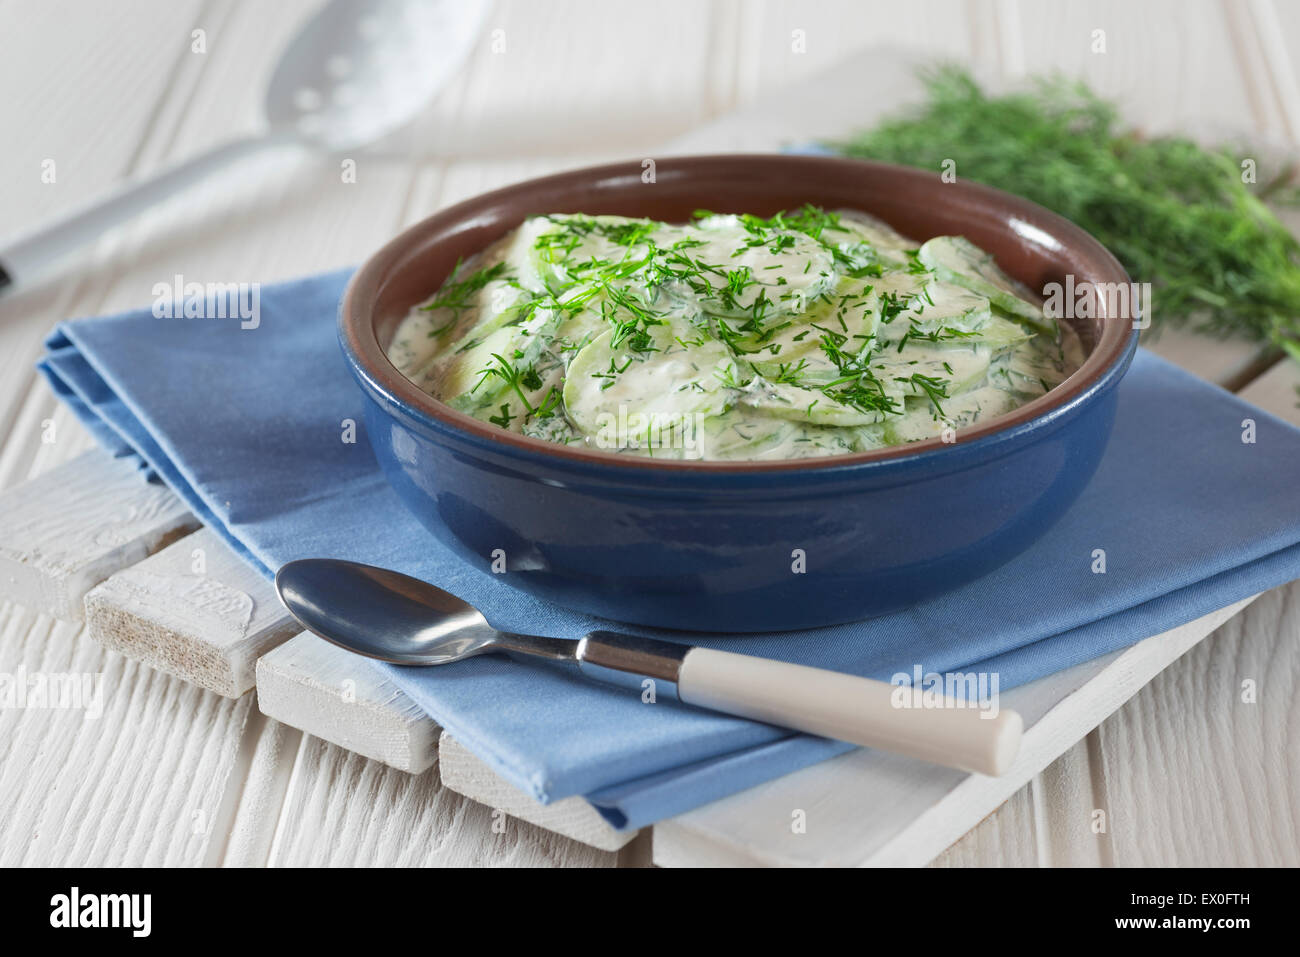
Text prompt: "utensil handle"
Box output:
[[676, 647, 1022, 776], [0, 135, 275, 295]]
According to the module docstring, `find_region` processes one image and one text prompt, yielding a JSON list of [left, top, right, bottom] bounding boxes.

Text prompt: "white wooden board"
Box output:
[[1238, 360, 1300, 428], [0, 603, 258, 866], [0, 450, 197, 620], [438, 733, 639, 853], [1095, 583, 1300, 866], [84, 526, 299, 697], [264, 732, 621, 867], [257, 633, 440, 774]]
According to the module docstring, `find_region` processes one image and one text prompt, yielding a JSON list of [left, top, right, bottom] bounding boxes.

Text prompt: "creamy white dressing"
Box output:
[[387, 209, 1084, 461]]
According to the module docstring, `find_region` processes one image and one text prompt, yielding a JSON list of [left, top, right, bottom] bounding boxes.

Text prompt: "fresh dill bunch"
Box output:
[[831, 66, 1300, 355]]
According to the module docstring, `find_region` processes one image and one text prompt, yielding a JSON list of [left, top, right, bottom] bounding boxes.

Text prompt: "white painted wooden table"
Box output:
[[1, 0, 1298, 867]]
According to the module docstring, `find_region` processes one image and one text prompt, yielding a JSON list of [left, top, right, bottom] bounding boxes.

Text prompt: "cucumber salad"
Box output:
[[387, 207, 1083, 461]]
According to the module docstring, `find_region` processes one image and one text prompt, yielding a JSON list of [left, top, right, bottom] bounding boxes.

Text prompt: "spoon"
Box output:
[[275, 558, 1024, 776], [0, 0, 490, 295]]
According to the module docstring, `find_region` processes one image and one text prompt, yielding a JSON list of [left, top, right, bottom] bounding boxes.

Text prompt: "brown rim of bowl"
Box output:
[[341, 154, 1136, 473]]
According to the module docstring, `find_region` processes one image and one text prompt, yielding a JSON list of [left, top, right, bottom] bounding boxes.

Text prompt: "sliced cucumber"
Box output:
[[871, 342, 992, 402], [425, 281, 534, 368], [440, 287, 597, 417], [438, 324, 531, 413], [784, 426, 874, 458], [562, 321, 737, 446], [698, 407, 803, 460], [917, 236, 1053, 333], [736, 279, 880, 378], [944, 386, 1022, 427], [739, 374, 903, 427], [497, 216, 564, 291], [529, 214, 660, 292], [956, 314, 1035, 351], [906, 282, 992, 335], [867, 271, 928, 338], [686, 216, 837, 320], [705, 405, 883, 460], [991, 335, 1074, 397], [833, 209, 914, 266]]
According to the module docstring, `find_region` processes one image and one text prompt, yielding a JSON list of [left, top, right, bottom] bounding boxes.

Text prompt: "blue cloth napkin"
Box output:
[[39, 269, 1300, 830]]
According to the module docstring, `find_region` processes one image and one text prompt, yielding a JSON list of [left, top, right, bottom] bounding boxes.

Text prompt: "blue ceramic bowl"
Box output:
[[340, 156, 1138, 631]]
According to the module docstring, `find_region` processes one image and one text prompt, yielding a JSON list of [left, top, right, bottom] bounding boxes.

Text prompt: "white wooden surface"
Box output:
[[0, 451, 197, 619], [257, 633, 439, 774], [439, 734, 639, 853], [0, 0, 1298, 867], [85, 527, 298, 697]]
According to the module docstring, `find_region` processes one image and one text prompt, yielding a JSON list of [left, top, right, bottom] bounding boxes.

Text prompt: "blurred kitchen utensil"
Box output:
[[276, 558, 1025, 776], [0, 0, 490, 295]]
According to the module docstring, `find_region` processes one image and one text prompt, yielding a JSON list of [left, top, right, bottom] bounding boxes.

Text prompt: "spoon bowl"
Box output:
[[276, 558, 499, 665], [264, 0, 491, 151]]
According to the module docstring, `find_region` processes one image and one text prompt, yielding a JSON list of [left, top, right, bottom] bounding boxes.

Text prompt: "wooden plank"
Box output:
[[1139, 327, 1274, 391], [662, 50, 931, 155], [1013, 0, 1274, 137], [1238, 360, 1300, 428], [0, 387, 101, 499], [83, 527, 298, 697], [929, 782, 1040, 867], [1241, 0, 1300, 143], [0, 602, 258, 865], [255, 627, 644, 855], [736, 0, 976, 104], [0, 0, 207, 236], [934, 737, 1111, 867], [1097, 582, 1300, 866], [438, 733, 639, 853], [0, 450, 198, 620], [255, 633, 642, 851], [651, 596, 1256, 867], [415, 0, 718, 159], [1027, 738, 1111, 866], [0, 0, 211, 449], [217, 708, 302, 867], [265, 733, 619, 867], [617, 829, 656, 868], [256, 634, 439, 774]]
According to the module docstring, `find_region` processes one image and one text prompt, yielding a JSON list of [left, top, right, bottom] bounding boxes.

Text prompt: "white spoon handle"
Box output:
[[0, 134, 276, 294], [676, 647, 1023, 776]]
